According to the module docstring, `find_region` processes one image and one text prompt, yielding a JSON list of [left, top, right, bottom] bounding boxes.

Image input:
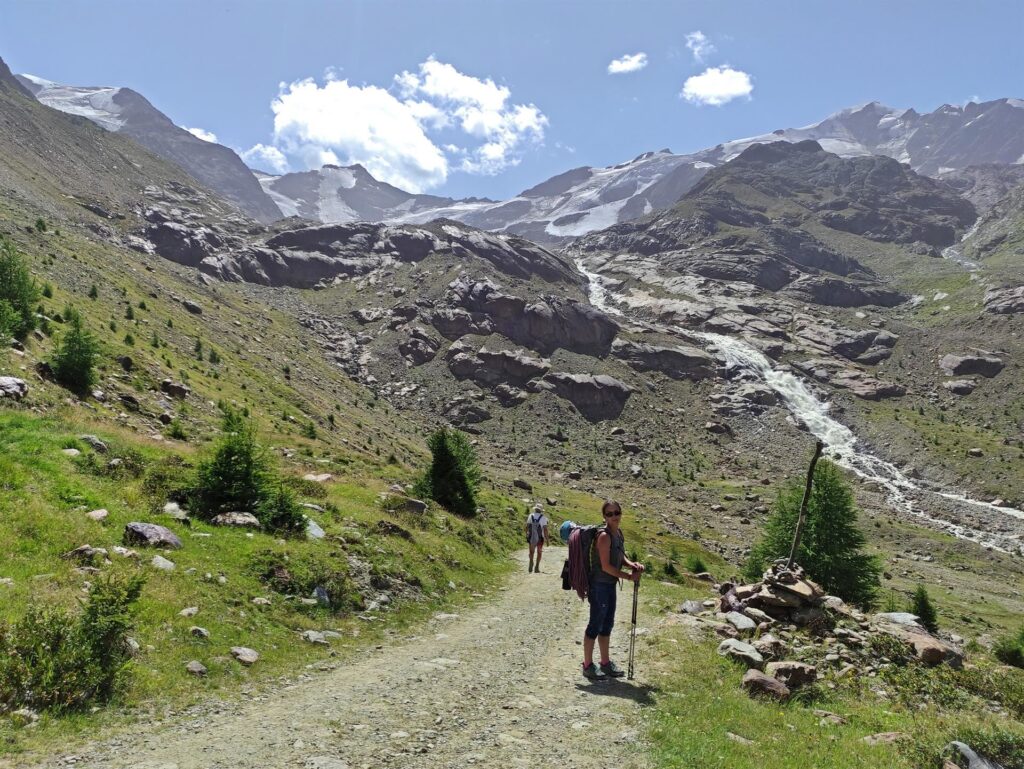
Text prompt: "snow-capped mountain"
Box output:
[[259, 150, 715, 244], [17, 73, 281, 223], [706, 99, 1024, 174], [259, 98, 1024, 243]]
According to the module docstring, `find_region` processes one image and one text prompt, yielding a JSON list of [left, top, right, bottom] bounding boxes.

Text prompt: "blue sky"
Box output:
[[2, 0, 1022, 198]]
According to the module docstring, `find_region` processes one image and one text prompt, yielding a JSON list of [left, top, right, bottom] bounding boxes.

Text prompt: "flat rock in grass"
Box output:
[[742, 669, 790, 701], [185, 660, 208, 677], [680, 600, 704, 615], [210, 512, 261, 528], [151, 555, 176, 571], [724, 611, 757, 634], [404, 498, 428, 514], [190, 626, 210, 639], [251, 596, 271, 605], [78, 435, 108, 452], [862, 732, 909, 746], [717, 639, 764, 669], [765, 661, 817, 688], [61, 448, 81, 457], [179, 606, 199, 617], [231, 646, 259, 665], [306, 518, 326, 540], [301, 630, 329, 645], [86, 508, 109, 522], [814, 709, 847, 726], [124, 522, 182, 549], [303, 473, 333, 483]]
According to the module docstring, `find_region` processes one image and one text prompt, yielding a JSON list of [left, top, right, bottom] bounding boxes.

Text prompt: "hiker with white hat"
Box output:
[[525, 504, 549, 573]]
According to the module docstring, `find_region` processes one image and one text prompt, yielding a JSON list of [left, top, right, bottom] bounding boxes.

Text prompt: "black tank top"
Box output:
[[591, 528, 625, 585]]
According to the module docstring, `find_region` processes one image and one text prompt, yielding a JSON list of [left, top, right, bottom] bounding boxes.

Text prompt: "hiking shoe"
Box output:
[[582, 663, 607, 680], [600, 660, 626, 678]]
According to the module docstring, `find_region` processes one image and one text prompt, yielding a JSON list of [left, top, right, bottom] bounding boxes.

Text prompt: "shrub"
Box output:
[[250, 548, 362, 613], [910, 584, 939, 634], [0, 238, 40, 340], [744, 459, 881, 608], [994, 626, 1024, 669], [0, 574, 144, 713], [165, 419, 187, 441], [190, 408, 304, 534], [88, 284, 98, 300], [685, 554, 708, 574], [191, 408, 269, 519], [51, 308, 100, 395], [414, 428, 480, 517]]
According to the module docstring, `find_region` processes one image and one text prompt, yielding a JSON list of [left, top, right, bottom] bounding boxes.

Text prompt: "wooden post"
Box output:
[[787, 440, 825, 570]]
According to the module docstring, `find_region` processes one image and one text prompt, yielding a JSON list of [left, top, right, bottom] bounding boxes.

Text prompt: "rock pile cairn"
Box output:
[[679, 559, 963, 703]]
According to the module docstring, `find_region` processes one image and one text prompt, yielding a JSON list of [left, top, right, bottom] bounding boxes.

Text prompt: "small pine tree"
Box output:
[[191, 408, 269, 517], [34, 218, 47, 233], [208, 348, 220, 365], [51, 309, 100, 394], [0, 238, 41, 340], [88, 284, 98, 300], [124, 306, 134, 321], [910, 584, 939, 633], [123, 332, 135, 346], [415, 428, 480, 516], [194, 339, 203, 360], [744, 459, 882, 608]]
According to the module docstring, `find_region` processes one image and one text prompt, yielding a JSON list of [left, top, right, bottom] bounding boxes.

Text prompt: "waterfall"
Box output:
[[575, 257, 1023, 554]]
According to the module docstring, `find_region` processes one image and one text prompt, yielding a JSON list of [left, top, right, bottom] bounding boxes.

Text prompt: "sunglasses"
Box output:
[[603, 510, 622, 517]]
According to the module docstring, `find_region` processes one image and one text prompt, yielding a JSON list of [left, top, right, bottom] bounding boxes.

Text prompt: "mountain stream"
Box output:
[[575, 259, 1023, 555]]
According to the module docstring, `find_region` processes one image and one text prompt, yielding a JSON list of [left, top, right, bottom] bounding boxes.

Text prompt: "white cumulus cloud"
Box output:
[[244, 59, 547, 190], [269, 77, 449, 192], [607, 52, 648, 75], [396, 57, 547, 176], [681, 66, 753, 106], [184, 126, 218, 143], [684, 31, 715, 63], [240, 143, 289, 174]]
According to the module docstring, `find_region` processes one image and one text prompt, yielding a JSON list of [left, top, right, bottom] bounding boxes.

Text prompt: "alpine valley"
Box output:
[[1, 48, 1024, 769]]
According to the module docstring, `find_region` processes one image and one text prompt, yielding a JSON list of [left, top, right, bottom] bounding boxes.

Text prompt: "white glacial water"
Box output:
[[575, 258, 1023, 554]]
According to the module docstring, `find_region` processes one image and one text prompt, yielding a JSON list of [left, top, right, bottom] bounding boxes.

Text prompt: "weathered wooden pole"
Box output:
[[787, 440, 825, 570]]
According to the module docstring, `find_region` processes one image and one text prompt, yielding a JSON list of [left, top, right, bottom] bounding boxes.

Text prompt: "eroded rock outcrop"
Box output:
[[611, 339, 716, 380], [537, 372, 632, 422]]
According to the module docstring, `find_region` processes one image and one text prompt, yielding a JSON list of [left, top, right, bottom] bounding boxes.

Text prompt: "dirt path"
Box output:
[[23, 549, 654, 769]]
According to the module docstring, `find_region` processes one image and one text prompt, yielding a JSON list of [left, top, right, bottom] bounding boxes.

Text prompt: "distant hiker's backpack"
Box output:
[[527, 512, 545, 544], [559, 521, 605, 600]]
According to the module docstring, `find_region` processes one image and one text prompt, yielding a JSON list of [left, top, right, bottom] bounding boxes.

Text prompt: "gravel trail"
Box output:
[[21, 550, 654, 769]]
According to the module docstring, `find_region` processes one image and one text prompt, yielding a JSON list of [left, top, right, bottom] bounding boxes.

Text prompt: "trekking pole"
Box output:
[[787, 440, 824, 570], [627, 578, 639, 680]]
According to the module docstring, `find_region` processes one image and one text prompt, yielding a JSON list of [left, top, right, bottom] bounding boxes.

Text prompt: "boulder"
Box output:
[[542, 373, 632, 422], [724, 611, 757, 635], [611, 339, 716, 381], [301, 630, 329, 646], [752, 633, 787, 660], [765, 661, 817, 688], [185, 660, 208, 677], [984, 285, 1024, 315], [230, 647, 259, 666], [939, 353, 1004, 378], [124, 522, 183, 549], [160, 379, 191, 399], [0, 376, 28, 400], [210, 512, 261, 528], [741, 669, 791, 701], [78, 435, 108, 452], [398, 327, 441, 365], [717, 639, 764, 669], [151, 555, 176, 571], [513, 478, 533, 492], [943, 379, 976, 395]]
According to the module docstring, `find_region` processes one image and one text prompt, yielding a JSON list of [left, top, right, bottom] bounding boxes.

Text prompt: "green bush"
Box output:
[[685, 554, 708, 574], [250, 548, 362, 613], [50, 308, 100, 395], [994, 626, 1024, 669], [0, 238, 41, 340], [910, 584, 939, 634], [744, 459, 881, 608], [0, 574, 144, 713], [414, 428, 481, 517], [190, 407, 304, 534]]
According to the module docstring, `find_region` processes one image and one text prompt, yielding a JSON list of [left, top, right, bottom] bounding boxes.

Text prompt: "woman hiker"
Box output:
[[582, 499, 644, 680]]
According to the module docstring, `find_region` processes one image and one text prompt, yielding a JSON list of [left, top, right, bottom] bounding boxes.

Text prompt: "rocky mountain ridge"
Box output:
[[16, 72, 282, 222]]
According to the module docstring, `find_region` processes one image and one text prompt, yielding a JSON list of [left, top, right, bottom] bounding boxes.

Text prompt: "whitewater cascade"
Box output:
[[575, 258, 1023, 554]]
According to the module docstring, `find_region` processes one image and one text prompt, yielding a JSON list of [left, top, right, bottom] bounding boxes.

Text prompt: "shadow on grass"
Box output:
[[574, 680, 658, 706]]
